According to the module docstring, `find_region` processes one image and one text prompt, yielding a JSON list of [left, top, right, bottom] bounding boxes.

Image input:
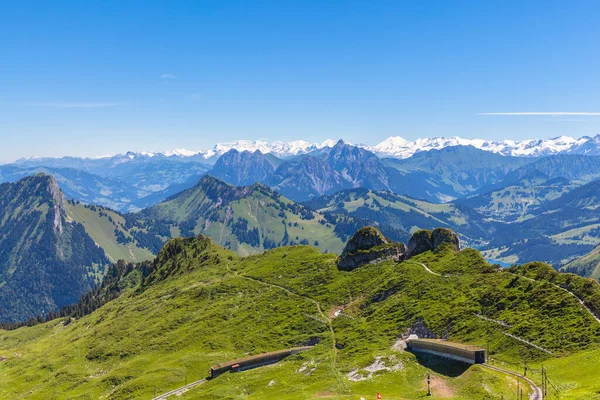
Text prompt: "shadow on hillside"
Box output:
[[412, 353, 471, 377]]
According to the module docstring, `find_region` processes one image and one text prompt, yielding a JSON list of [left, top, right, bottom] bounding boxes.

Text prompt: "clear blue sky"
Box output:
[[1, 0, 600, 161]]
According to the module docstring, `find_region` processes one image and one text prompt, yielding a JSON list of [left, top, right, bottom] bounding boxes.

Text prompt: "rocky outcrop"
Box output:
[[407, 228, 460, 258], [337, 227, 407, 271], [431, 228, 460, 252], [336, 226, 461, 270], [407, 230, 433, 257]]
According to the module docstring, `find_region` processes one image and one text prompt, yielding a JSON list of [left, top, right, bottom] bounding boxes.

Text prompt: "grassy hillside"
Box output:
[[561, 246, 600, 282], [128, 175, 345, 256], [306, 188, 492, 247], [456, 179, 574, 223], [0, 233, 598, 399], [480, 178, 600, 268], [66, 202, 154, 263]]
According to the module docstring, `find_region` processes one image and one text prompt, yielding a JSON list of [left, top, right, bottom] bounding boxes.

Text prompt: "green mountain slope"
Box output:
[[481, 179, 600, 268], [128, 175, 345, 256], [65, 202, 154, 263], [305, 188, 492, 247], [455, 178, 575, 223], [0, 174, 111, 322], [562, 245, 600, 280], [0, 230, 598, 399], [0, 174, 347, 323]]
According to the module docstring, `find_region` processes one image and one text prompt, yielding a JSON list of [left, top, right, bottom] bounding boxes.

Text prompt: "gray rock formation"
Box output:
[[337, 227, 407, 271], [407, 228, 460, 258], [431, 228, 460, 253], [407, 230, 433, 257]]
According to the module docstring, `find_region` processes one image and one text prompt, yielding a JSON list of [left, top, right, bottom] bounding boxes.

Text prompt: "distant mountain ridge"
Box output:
[[12, 134, 600, 163], [6, 166, 600, 323], [1, 156, 211, 212], [7, 134, 600, 213]]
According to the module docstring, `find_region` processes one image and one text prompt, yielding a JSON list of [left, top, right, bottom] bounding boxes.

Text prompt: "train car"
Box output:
[[407, 338, 486, 364], [209, 346, 313, 379]]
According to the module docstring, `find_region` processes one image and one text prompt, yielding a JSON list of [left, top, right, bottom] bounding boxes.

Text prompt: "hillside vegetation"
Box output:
[[0, 230, 598, 399], [306, 188, 492, 247], [129, 175, 345, 256], [0, 175, 110, 322], [562, 244, 600, 280]]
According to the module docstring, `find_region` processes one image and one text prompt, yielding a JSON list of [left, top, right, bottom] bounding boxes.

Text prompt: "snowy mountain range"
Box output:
[[96, 139, 339, 163], [13, 134, 600, 165], [368, 135, 596, 158], [151, 134, 600, 160]]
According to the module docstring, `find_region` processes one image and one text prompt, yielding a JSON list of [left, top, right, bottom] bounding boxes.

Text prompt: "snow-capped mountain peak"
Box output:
[[23, 134, 600, 165], [164, 148, 202, 157], [365, 135, 598, 158]]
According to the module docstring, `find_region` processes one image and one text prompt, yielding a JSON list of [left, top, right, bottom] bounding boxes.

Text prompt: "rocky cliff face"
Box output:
[[325, 140, 391, 191], [270, 155, 348, 201], [407, 230, 433, 257], [407, 228, 460, 258], [338, 226, 461, 271], [431, 228, 460, 252], [337, 227, 407, 271], [211, 149, 276, 186]]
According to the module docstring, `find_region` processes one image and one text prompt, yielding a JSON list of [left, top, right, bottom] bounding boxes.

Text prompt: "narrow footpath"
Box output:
[[405, 261, 443, 277]]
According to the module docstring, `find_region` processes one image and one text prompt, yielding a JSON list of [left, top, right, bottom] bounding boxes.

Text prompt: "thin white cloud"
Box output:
[[478, 112, 600, 116], [29, 102, 123, 108], [160, 73, 176, 80], [191, 93, 202, 99]]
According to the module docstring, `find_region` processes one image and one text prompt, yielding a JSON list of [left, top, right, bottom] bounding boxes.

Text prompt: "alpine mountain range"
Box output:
[[13, 134, 600, 163], [4, 134, 600, 323]]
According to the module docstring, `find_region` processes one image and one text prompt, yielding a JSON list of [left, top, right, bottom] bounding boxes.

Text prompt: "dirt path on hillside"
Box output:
[[235, 273, 348, 391], [405, 261, 443, 277], [427, 375, 455, 398]]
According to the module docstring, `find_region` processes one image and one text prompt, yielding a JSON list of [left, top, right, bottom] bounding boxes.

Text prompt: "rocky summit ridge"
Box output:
[[337, 226, 460, 270]]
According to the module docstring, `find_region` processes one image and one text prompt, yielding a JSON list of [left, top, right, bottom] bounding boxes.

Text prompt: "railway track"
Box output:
[[151, 379, 206, 400], [482, 363, 542, 400]]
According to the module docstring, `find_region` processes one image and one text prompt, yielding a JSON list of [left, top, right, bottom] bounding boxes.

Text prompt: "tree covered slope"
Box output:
[[0, 174, 110, 322], [0, 231, 598, 399]]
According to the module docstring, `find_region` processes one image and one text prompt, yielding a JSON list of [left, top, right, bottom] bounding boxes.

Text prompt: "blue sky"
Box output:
[[1, 0, 600, 161]]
